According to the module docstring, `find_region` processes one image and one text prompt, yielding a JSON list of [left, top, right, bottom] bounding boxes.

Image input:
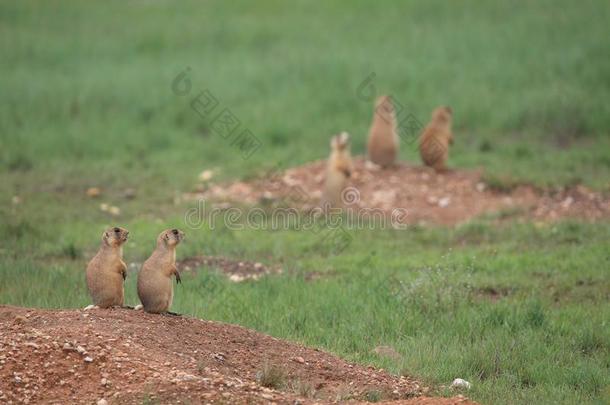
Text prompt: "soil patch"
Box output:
[[187, 157, 609, 226], [0, 306, 476, 404]]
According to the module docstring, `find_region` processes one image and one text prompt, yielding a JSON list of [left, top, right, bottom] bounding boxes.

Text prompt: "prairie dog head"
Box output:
[[330, 131, 350, 152], [431, 106, 452, 126], [374, 95, 395, 121], [157, 228, 185, 248], [102, 226, 129, 248]]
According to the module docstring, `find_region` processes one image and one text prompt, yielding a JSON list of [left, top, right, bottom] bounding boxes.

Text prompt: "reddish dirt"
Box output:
[[0, 306, 476, 404], [178, 255, 282, 282], [188, 157, 609, 226]]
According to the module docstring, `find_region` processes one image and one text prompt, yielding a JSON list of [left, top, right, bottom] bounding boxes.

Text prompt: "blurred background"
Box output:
[[2, 1, 609, 191]]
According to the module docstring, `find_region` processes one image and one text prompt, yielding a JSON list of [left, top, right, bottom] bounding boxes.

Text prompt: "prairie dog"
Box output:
[[137, 229, 185, 314], [322, 132, 353, 208], [367, 95, 399, 167], [419, 106, 454, 172], [86, 227, 129, 308]]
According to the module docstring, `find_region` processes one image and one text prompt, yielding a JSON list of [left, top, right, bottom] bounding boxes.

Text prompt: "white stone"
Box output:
[[451, 378, 471, 389], [365, 160, 381, 171], [229, 274, 245, 283], [438, 197, 451, 208], [198, 169, 215, 182]]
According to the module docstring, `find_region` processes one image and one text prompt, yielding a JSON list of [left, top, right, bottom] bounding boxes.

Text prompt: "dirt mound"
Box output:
[[0, 306, 476, 404], [178, 255, 282, 282], [189, 158, 609, 225]]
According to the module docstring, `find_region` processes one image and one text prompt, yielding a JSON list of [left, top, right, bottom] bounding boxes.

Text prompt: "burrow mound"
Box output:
[[188, 157, 609, 226], [0, 306, 476, 404]]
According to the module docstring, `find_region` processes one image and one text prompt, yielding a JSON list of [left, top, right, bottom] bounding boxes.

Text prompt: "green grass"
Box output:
[[1, 1, 609, 404], [2, 0, 610, 191]]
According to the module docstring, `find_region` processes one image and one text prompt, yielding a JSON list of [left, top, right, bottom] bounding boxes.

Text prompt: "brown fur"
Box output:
[[322, 132, 353, 208], [367, 95, 399, 167], [86, 227, 129, 308], [137, 229, 185, 314], [419, 106, 454, 172]]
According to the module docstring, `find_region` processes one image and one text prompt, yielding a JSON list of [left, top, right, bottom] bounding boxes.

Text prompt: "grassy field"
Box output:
[[1, 1, 609, 404]]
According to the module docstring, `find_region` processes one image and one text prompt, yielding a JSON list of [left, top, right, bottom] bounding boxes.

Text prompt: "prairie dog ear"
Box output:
[[338, 131, 350, 145], [102, 230, 111, 245]]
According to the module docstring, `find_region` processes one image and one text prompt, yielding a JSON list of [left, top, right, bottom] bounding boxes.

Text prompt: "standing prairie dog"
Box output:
[[86, 226, 129, 308], [367, 95, 399, 168], [137, 229, 185, 314], [322, 132, 353, 208], [419, 106, 454, 172]]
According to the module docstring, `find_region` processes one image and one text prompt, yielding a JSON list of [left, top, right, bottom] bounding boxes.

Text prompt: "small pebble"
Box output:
[[438, 197, 451, 208], [451, 378, 471, 389]]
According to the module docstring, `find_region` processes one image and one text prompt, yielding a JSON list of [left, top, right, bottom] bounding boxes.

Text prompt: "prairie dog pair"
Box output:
[[86, 227, 184, 314], [322, 132, 353, 208], [366, 96, 454, 172], [419, 106, 454, 172]]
